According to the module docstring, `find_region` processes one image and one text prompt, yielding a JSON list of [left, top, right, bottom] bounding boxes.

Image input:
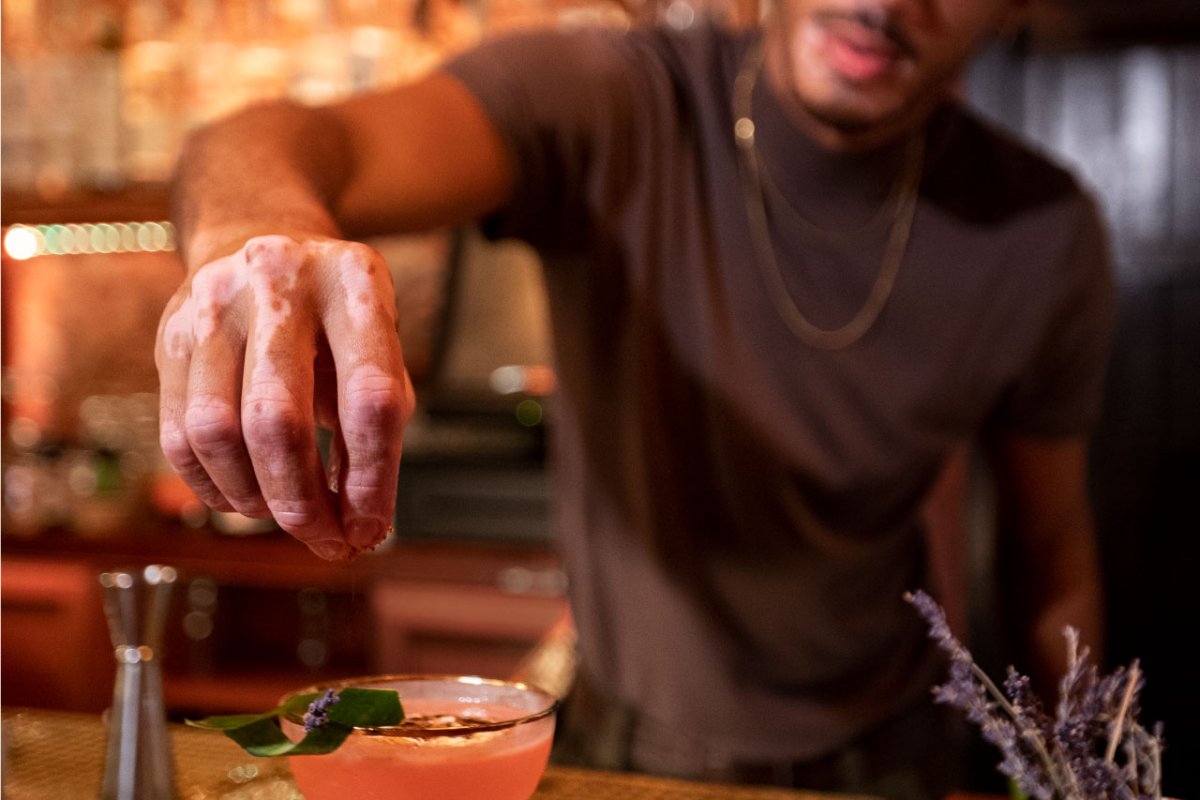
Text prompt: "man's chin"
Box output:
[[800, 97, 906, 137]]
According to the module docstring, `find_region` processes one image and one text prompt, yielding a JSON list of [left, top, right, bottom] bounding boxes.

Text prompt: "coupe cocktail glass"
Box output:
[[280, 675, 557, 800]]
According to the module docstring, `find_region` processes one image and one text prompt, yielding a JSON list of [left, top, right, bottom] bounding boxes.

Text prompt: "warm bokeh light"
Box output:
[[1, 222, 176, 259], [491, 364, 556, 396], [3, 226, 42, 260]]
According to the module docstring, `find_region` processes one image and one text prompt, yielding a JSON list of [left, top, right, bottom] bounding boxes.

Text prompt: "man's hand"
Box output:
[[156, 235, 414, 560], [158, 70, 512, 559]]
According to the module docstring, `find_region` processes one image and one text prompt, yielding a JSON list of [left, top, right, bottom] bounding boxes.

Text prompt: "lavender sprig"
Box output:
[[303, 688, 342, 732], [904, 590, 1165, 800]]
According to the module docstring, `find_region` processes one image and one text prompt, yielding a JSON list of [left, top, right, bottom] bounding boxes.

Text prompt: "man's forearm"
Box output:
[[171, 101, 352, 271], [991, 436, 1105, 695], [1015, 515, 1105, 690]]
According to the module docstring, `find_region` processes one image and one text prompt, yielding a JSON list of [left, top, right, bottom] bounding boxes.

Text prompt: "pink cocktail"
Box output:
[[281, 675, 557, 800]]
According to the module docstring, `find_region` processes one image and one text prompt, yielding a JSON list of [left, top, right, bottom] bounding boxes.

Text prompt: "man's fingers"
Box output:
[[336, 364, 412, 550], [321, 243, 412, 551], [185, 333, 269, 518], [241, 383, 345, 559], [156, 294, 235, 512], [242, 237, 349, 560], [160, 387, 236, 512]]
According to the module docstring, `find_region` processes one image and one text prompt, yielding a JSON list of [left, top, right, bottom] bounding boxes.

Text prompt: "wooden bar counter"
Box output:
[[0, 708, 869, 800]]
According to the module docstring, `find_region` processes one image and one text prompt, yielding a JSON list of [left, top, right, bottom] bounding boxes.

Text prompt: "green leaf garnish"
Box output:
[[186, 687, 404, 757]]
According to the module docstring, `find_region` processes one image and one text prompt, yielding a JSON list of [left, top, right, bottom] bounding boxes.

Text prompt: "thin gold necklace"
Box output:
[[732, 39, 924, 350]]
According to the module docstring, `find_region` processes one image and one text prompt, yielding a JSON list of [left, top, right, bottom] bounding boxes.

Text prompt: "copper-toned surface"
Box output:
[[0, 708, 863, 800]]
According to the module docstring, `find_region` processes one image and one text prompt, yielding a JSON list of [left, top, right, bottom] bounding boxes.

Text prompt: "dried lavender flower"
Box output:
[[303, 688, 342, 732], [904, 590, 1165, 800]]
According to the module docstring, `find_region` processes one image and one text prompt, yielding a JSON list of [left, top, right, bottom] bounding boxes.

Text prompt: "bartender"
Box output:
[[156, 0, 1114, 797]]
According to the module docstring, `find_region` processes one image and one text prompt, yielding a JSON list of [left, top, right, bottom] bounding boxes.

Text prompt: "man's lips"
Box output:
[[812, 13, 914, 83]]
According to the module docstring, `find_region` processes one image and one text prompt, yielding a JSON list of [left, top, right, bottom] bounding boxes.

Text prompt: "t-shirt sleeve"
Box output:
[[440, 28, 653, 252], [987, 195, 1117, 437]]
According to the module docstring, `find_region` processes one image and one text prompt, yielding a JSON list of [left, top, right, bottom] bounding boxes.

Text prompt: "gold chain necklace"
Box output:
[[732, 39, 925, 350]]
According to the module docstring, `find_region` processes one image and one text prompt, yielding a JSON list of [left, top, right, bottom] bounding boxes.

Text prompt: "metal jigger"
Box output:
[[99, 565, 179, 800]]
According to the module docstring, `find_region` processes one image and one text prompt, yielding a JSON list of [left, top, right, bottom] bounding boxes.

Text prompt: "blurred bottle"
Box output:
[[179, 0, 231, 127], [76, 8, 125, 190], [234, 0, 292, 111], [1, 0, 522, 194], [71, 394, 140, 538], [32, 0, 87, 196], [2, 417, 74, 536], [424, 0, 485, 57], [340, 0, 440, 90], [284, 0, 354, 105], [1, 0, 123, 192], [122, 0, 187, 182], [1, 0, 40, 192]]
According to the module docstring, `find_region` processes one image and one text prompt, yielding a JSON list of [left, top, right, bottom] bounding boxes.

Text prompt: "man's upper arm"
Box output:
[[328, 70, 516, 237], [987, 194, 1116, 438]]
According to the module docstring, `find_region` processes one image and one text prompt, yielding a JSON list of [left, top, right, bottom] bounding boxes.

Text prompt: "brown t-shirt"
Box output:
[[444, 24, 1114, 766]]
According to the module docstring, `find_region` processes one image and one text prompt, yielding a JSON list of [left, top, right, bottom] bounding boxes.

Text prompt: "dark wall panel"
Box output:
[[966, 42, 1200, 798]]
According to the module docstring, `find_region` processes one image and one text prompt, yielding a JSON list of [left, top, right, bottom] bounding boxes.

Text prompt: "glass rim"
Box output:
[[280, 674, 560, 738]]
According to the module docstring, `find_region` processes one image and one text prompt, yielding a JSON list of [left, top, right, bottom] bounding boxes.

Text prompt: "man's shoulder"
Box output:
[[925, 103, 1093, 225]]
